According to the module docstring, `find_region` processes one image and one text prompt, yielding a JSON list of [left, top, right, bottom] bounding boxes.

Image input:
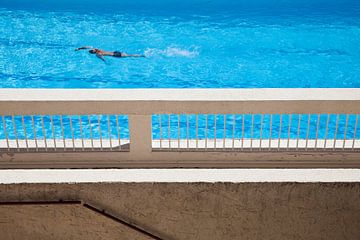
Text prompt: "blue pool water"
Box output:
[[1, 0, 360, 88], [1, 0, 359, 142], [1, 114, 359, 143]]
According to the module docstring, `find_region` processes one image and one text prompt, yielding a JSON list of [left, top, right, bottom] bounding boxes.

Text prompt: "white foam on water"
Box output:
[[144, 47, 199, 58]]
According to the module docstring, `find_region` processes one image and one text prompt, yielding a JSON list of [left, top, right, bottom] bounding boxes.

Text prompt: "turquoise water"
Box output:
[[1, 0, 360, 88], [1, 0, 359, 141], [1, 114, 359, 143]]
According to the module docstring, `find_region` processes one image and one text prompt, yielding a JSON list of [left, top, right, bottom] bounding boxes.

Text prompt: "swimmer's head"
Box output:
[[89, 49, 96, 54]]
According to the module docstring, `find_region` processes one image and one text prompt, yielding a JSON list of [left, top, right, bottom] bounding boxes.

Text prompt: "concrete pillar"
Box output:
[[129, 115, 152, 157]]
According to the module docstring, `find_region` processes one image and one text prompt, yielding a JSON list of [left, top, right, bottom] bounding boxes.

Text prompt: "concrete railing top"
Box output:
[[1, 88, 360, 101], [0, 88, 360, 114]]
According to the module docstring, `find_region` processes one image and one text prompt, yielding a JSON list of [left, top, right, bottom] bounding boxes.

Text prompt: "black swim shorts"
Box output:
[[113, 51, 123, 57]]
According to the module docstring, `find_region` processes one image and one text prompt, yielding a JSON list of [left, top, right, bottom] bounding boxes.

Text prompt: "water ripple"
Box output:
[[0, 8, 359, 88]]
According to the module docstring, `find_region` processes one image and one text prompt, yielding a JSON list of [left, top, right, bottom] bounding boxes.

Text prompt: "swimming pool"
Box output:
[[1, 0, 360, 88], [1, 1, 359, 147]]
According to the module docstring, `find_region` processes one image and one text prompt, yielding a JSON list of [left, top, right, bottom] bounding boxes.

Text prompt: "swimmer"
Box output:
[[75, 46, 145, 62]]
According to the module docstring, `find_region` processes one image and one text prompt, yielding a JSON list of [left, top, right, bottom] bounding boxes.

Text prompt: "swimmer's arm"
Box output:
[[96, 54, 106, 63], [75, 46, 93, 51]]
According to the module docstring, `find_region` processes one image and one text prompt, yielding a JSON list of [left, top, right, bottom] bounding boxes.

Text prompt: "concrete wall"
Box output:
[[0, 182, 359, 240], [0, 203, 153, 240]]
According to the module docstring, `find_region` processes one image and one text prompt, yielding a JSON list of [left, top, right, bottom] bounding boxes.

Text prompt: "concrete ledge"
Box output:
[[1, 88, 360, 101], [1, 88, 360, 114], [1, 169, 360, 183]]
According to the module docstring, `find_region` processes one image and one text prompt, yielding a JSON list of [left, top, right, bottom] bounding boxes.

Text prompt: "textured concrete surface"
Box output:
[[0, 204, 152, 240], [0, 183, 359, 240]]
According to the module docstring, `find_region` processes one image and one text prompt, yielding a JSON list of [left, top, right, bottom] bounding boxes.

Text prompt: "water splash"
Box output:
[[144, 47, 199, 58]]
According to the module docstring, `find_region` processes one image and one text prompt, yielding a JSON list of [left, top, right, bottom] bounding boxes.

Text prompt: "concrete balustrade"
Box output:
[[0, 88, 359, 168]]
